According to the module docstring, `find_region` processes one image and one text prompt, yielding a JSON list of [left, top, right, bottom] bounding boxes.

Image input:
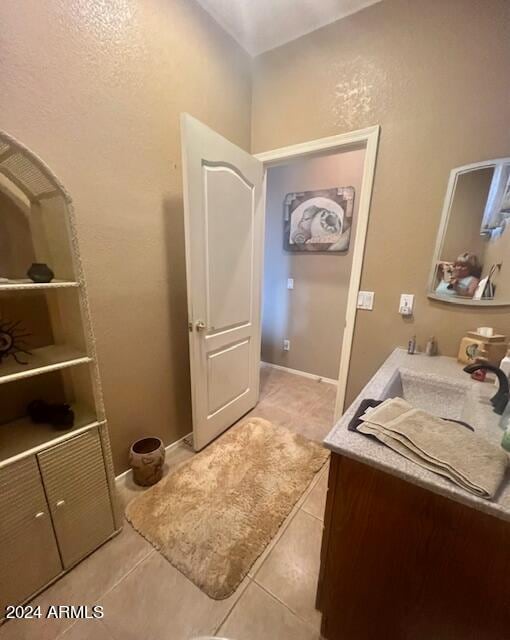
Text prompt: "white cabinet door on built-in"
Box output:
[[181, 114, 265, 451]]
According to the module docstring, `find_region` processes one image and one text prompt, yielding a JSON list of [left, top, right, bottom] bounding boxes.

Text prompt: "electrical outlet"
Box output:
[[283, 339, 290, 351], [357, 291, 374, 310], [399, 294, 414, 315], [287, 278, 294, 290]]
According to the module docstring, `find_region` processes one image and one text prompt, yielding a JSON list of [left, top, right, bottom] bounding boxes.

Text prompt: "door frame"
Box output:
[[254, 125, 380, 420]]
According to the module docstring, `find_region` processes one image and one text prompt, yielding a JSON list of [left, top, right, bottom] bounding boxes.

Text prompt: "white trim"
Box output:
[[255, 126, 380, 420], [0, 279, 79, 291], [427, 292, 510, 307], [0, 351, 93, 386], [255, 126, 379, 166], [115, 432, 193, 482], [440, 157, 509, 174], [261, 361, 338, 385]]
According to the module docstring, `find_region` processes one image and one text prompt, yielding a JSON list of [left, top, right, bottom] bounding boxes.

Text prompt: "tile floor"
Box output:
[[0, 366, 335, 640]]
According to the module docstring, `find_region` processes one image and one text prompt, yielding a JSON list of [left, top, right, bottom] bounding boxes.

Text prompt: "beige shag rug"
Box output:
[[125, 417, 329, 599]]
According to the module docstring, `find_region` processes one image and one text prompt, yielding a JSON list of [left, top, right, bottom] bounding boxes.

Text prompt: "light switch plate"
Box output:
[[357, 291, 374, 310], [399, 294, 414, 315], [287, 278, 294, 290]]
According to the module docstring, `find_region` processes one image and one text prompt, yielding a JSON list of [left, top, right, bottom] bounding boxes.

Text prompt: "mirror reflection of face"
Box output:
[[453, 262, 469, 278]]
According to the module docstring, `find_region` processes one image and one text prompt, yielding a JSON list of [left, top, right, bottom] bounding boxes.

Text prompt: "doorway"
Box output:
[[264, 147, 365, 366], [255, 127, 379, 424], [181, 116, 378, 450]]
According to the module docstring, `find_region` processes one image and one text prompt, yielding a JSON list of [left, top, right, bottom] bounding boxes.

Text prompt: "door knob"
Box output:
[[34, 511, 45, 519], [195, 320, 206, 331], [56, 500, 65, 508]]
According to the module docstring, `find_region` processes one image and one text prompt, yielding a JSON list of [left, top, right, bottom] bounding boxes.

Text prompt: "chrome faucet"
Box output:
[[463, 363, 510, 415]]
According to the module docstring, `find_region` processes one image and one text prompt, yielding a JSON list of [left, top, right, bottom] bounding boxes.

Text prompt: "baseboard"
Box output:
[[261, 361, 338, 386], [115, 432, 193, 482]]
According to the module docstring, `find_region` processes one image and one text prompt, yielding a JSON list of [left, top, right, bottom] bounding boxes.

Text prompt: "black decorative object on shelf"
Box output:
[[0, 317, 32, 365], [27, 399, 75, 430], [27, 262, 54, 283]]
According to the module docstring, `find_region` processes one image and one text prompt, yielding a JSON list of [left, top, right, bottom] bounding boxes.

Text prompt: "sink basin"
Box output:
[[380, 368, 472, 422]]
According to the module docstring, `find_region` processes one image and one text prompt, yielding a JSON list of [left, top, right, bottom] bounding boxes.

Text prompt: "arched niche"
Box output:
[[0, 131, 104, 436], [0, 132, 76, 284]]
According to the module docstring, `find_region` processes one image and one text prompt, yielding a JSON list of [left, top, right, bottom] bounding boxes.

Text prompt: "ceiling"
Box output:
[[196, 0, 382, 56]]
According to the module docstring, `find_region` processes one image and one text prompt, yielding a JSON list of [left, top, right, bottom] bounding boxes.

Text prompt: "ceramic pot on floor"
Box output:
[[129, 436, 165, 486]]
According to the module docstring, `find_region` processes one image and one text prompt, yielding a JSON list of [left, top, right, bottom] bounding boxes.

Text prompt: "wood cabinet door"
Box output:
[[0, 456, 62, 612], [38, 428, 115, 569]]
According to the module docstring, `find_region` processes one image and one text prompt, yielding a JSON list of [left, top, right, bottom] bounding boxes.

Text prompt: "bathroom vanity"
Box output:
[[317, 349, 510, 640]]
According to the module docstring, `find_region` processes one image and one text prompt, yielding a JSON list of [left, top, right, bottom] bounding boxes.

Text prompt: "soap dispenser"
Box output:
[[500, 404, 510, 452], [425, 336, 437, 356], [498, 348, 510, 451]]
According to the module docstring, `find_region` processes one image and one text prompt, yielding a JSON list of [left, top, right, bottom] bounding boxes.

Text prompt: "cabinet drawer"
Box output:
[[38, 428, 115, 568], [0, 456, 62, 612]]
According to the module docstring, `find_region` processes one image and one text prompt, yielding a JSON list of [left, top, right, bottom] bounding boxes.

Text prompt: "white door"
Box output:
[[181, 114, 265, 451]]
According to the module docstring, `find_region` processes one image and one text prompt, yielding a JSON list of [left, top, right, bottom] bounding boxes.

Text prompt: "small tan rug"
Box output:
[[125, 417, 329, 599]]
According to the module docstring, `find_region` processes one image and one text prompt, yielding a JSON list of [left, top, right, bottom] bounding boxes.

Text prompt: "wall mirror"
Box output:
[[428, 158, 510, 306]]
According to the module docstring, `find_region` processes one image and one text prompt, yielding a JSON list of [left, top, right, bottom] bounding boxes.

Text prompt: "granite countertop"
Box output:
[[324, 348, 510, 522]]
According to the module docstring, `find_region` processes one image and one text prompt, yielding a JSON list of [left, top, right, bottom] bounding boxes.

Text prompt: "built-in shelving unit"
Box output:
[[0, 129, 119, 485], [0, 345, 92, 384], [0, 130, 120, 616], [0, 406, 103, 464], [0, 279, 79, 291], [0, 132, 106, 461]]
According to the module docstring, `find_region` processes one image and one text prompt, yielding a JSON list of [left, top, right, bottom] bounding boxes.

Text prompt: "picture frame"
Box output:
[[283, 187, 355, 252], [499, 173, 510, 213]]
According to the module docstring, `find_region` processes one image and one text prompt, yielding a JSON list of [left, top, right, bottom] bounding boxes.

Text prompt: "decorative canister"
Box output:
[[129, 437, 165, 487], [457, 330, 508, 367], [27, 262, 54, 283]]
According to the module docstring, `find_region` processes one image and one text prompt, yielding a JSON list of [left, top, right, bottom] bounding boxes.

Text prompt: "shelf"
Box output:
[[0, 345, 92, 385], [0, 405, 102, 466], [427, 293, 510, 307], [0, 279, 79, 291]]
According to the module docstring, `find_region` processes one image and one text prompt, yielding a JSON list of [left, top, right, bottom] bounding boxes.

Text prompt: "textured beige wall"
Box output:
[[262, 149, 365, 379], [252, 0, 510, 407], [0, 0, 252, 472], [440, 169, 493, 265]]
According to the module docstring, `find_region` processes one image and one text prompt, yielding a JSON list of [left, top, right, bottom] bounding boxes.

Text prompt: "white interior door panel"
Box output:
[[181, 114, 265, 450]]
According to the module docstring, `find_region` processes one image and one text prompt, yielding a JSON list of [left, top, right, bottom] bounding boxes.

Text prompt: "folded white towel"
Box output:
[[358, 398, 508, 499]]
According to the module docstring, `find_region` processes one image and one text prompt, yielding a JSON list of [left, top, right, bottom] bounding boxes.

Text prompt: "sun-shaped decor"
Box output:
[[0, 317, 32, 365]]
